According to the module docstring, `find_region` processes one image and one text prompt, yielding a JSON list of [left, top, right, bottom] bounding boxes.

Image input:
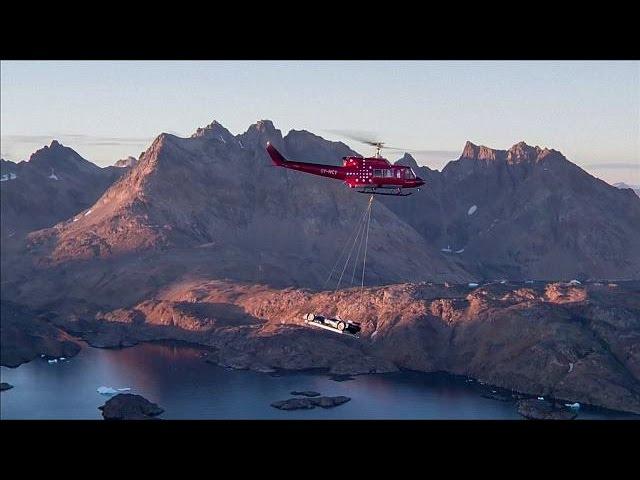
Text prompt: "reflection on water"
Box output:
[[1, 342, 637, 420]]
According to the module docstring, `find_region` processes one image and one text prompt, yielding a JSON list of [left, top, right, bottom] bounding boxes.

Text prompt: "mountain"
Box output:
[[10, 120, 468, 310], [114, 156, 139, 168], [614, 182, 640, 197], [382, 141, 640, 280], [0, 141, 126, 242]]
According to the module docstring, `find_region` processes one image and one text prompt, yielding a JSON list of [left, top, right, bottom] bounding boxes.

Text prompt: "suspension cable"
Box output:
[[335, 199, 372, 291], [350, 216, 367, 286], [361, 195, 373, 290], [323, 197, 373, 289]]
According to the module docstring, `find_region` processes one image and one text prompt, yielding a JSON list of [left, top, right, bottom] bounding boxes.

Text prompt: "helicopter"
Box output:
[[266, 136, 425, 196]]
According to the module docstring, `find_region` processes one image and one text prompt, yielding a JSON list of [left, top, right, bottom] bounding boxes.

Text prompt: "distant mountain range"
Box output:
[[614, 182, 640, 197], [2, 119, 639, 312], [1, 141, 127, 241], [386, 141, 640, 280]]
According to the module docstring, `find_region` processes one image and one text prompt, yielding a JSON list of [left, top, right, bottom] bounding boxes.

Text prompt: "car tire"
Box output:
[[337, 321, 346, 331]]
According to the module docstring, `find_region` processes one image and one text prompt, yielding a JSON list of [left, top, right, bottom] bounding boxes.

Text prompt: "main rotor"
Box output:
[[325, 129, 430, 159], [363, 141, 385, 158]]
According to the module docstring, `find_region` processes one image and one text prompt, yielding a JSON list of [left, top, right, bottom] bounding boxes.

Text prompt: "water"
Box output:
[[1, 342, 636, 420]]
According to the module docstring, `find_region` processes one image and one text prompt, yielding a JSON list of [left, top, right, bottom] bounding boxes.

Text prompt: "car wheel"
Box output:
[[337, 321, 346, 331]]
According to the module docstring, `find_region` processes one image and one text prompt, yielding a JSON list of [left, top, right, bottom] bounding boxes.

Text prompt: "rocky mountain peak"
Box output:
[[254, 119, 277, 133], [460, 141, 503, 162], [28, 140, 91, 170], [395, 153, 419, 169], [114, 156, 139, 168], [238, 119, 284, 150], [191, 120, 234, 142], [506, 141, 542, 164]]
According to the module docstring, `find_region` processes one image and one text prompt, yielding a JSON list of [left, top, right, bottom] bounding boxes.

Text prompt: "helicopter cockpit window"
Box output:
[[403, 168, 416, 179], [374, 169, 395, 178]]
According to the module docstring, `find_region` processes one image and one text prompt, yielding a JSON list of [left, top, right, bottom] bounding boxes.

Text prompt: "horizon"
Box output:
[[1, 60, 638, 184]]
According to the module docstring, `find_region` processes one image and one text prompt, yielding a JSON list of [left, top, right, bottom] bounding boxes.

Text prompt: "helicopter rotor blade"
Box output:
[[325, 129, 437, 156], [324, 129, 384, 147]]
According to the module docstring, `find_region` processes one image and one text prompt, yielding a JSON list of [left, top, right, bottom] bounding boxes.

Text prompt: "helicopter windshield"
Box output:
[[403, 168, 416, 180]]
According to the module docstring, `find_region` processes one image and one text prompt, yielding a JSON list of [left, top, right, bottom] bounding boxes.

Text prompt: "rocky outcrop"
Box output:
[[99, 393, 164, 420], [26, 279, 640, 414], [517, 399, 577, 420], [271, 396, 351, 410], [291, 391, 321, 397], [0, 301, 81, 368], [114, 156, 139, 168]]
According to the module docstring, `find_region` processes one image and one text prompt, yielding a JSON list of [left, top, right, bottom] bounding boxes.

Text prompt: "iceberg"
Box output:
[[97, 386, 119, 395], [467, 205, 478, 216], [97, 386, 131, 395]]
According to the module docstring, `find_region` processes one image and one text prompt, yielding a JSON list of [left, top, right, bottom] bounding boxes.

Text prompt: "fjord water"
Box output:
[[0, 342, 634, 420]]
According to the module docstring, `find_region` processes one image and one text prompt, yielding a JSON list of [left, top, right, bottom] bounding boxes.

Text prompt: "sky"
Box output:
[[1, 60, 638, 184]]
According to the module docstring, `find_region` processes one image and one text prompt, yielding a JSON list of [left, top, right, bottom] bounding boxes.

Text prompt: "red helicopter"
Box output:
[[266, 139, 425, 196]]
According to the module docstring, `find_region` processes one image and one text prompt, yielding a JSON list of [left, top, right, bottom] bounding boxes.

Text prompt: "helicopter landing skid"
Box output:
[[356, 189, 412, 196]]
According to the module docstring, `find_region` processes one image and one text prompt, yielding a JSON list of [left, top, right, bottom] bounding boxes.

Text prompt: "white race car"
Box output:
[[302, 313, 361, 336]]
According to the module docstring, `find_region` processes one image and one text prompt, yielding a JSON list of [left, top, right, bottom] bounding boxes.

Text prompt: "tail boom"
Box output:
[[266, 142, 346, 180]]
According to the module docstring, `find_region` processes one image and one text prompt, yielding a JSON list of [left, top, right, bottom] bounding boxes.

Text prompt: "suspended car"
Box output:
[[303, 313, 361, 336]]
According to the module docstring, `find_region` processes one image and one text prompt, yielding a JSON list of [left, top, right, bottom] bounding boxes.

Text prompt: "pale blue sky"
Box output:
[[1, 61, 638, 184]]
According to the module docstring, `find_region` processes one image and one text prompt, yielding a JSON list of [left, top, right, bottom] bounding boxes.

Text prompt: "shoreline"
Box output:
[[3, 339, 638, 419]]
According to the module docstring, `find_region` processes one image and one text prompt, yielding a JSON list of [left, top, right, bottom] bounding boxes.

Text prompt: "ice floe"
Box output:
[[97, 386, 118, 395], [97, 386, 132, 395], [0, 173, 17, 182]]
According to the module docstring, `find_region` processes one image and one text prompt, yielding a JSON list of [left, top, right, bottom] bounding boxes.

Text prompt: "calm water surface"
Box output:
[[1, 342, 636, 420]]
